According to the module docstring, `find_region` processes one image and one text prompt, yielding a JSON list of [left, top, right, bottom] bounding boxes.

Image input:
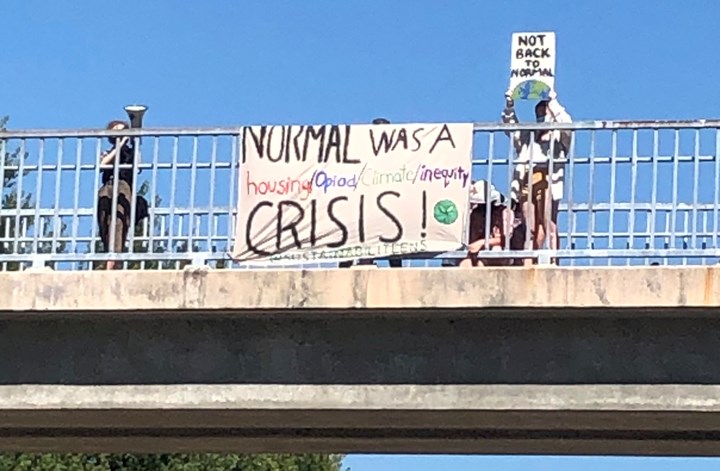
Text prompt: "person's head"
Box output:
[[534, 100, 549, 123], [106, 120, 129, 146], [372, 118, 390, 125]]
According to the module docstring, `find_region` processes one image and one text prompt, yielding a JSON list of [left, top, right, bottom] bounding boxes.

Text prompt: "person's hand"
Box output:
[[468, 239, 484, 254], [503, 207, 515, 239], [504, 88, 515, 108]]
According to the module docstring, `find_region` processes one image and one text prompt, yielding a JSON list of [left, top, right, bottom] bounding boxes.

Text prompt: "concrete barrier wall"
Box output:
[[2, 266, 720, 312], [3, 267, 720, 455]]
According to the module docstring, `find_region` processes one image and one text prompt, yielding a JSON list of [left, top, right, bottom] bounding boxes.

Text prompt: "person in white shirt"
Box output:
[[502, 89, 572, 262]]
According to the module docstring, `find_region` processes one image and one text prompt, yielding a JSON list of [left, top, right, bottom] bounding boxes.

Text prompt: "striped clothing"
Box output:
[[502, 99, 572, 204]]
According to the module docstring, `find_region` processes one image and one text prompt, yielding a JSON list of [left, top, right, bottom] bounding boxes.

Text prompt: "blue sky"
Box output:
[[2, 0, 720, 467], [3, 0, 719, 130]]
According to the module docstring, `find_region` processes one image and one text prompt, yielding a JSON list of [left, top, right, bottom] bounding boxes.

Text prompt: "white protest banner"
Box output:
[[231, 123, 474, 263], [508, 31, 556, 100]]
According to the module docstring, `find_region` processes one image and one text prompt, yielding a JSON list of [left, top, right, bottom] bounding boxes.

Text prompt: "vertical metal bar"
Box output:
[[670, 129, 680, 248], [0, 136, 6, 270], [194, 214, 201, 257], [0, 138, 5, 207], [108, 130, 122, 260], [628, 129, 638, 265], [40, 218, 47, 258], [140, 216, 147, 271], [691, 129, 700, 249], [175, 214, 183, 253], [702, 211, 709, 265], [650, 130, 659, 256], [506, 130, 514, 253], [213, 214, 219, 263], [90, 138, 102, 260], [207, 136, 218, 253], [607, 130, 617, 265], [159, 215, 167, 270], [227, 132, 239, 254], [11, 140, 25, 261], [714, 129, 720, 251], [175, 215, 183, 269], [545, 130, 555, 255], [644, 210, 651, 266], [168, 136, 179, 255], [588, 131, 596, 263], [32, 139, 45, 255], [51, 139, 63, 254], [20, 218, 28, 269], [71, 139, 83, 270], [2, 216, 9, 271], [663, 218, 670, 266], [148, 137, 160, 256], [188, 136, 199, 253], [526, 131, 535, 258], [682, 212, 689, 266], [567, 130, 576, 266], [484, 132, 494, 252], [127, 135, 140, 255], [462, 134, 474, 253]]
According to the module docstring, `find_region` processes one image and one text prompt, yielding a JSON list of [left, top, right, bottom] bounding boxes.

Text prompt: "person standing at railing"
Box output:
[[96, 120, 146, 270], [502, 89, 572, 263]]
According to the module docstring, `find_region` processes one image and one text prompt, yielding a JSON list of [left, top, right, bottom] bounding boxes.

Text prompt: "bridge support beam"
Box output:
[[1, 267, 720, 455], [2, 385, 720, 456]]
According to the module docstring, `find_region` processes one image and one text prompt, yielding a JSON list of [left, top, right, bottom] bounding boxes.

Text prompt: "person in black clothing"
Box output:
[[97, 119, 139, 270]]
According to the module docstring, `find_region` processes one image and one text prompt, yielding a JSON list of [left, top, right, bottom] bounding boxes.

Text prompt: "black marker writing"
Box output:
[[244, 125, 359, 165], [370, 125, 452, 156], [244, 193, 405, 256]]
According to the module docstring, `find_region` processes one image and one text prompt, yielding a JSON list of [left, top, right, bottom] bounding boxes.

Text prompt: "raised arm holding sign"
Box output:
[[501, 86, 572, 264]]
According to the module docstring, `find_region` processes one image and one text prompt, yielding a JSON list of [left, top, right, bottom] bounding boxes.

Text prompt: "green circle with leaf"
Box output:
[[433, 200, 458, 225]]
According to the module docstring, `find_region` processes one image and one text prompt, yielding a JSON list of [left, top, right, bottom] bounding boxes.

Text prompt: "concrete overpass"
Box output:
[[2, 266, 720, 456]]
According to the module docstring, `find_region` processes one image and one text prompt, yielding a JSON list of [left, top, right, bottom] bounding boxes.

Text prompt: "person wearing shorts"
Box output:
[[502, 89, 572, 263], [97, 120, 136, 270]]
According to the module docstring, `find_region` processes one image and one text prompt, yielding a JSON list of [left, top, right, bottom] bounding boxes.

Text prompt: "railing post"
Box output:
[[189, 252, 209, 268], [537, 253, 552, 265], [26, 255, 52, 272]]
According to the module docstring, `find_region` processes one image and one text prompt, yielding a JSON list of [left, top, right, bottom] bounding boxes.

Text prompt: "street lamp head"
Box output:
[[124, 104, 148, 128]]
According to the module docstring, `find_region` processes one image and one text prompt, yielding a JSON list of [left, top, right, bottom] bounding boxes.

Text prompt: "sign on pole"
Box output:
[[508, 31, 556, 100], [232, 123, 474, 264]]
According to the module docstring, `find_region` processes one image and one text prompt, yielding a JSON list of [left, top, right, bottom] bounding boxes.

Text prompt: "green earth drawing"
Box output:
[[511, 80, 551, 100], [433, 200, 459, 225]]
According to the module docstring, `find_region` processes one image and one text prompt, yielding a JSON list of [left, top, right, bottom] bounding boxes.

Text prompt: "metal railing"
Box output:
[[1, 120, 720, 270]]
